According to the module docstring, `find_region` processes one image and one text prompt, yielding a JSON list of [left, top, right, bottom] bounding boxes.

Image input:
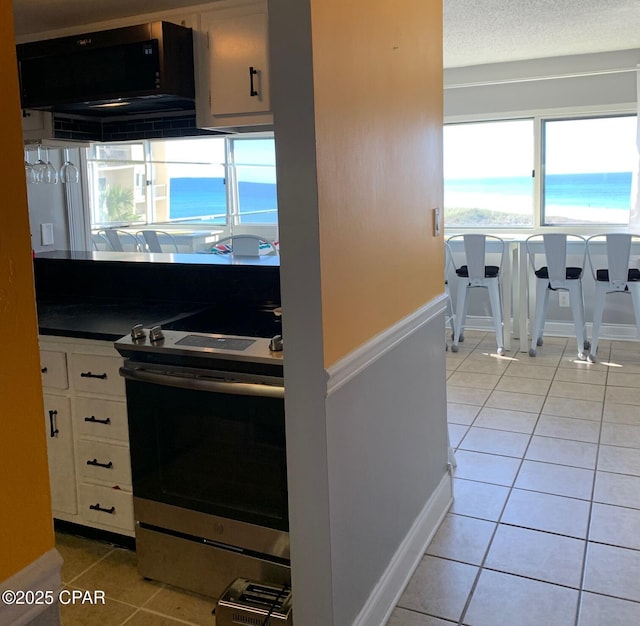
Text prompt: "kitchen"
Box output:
[[2, 2, 448, 626]]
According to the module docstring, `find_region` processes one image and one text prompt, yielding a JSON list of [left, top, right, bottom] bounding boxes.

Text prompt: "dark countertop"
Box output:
[[34, 253, 282, 342], [35, 250, 280, 266], [37, 298, 211, 342]]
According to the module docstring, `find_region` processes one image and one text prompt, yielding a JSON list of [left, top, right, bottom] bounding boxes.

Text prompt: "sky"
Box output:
[[444, 116, 638, 179]]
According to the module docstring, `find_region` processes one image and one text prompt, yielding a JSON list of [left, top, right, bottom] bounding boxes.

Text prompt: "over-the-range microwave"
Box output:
[[16, 21, 195, 117]]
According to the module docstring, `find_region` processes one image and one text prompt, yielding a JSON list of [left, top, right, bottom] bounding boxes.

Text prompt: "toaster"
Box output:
[[216, 578, 293, 626]]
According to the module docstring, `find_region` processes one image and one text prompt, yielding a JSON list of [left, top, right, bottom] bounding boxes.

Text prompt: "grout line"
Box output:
[[574, 342, 610, 626], [63, 546, 118, 586]]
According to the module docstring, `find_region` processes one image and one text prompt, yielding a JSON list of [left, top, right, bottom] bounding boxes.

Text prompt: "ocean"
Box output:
[[445, 172, 633, 209], [169, 172, 635, 225], [169, 177, 278, 224]]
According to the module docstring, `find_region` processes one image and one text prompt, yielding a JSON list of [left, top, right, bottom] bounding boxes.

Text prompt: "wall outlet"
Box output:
[[40, 223, 54, 246], [558, 292, 570, 308]]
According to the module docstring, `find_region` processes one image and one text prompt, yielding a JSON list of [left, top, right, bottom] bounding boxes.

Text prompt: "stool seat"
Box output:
[[456, 265, 500, 278], [534, 266, 583, 280], [595, 268, 640, 282]]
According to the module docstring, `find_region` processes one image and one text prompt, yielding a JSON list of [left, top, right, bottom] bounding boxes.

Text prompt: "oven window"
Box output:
[[126, 380, 288, 531]]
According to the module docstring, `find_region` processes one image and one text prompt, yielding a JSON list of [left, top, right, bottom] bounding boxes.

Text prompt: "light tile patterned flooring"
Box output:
[[57, 331, 640, 625], [389, 331, 640, 626], [55, 532, 216, 625]]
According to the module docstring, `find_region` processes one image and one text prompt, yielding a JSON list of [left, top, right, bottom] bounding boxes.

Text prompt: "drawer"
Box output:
[[77, 440, 132, 486], [40, 350, 68, 389], [75, 397, 129, 443], [78, 483, 134, 533], [69, 353, 125, 396]]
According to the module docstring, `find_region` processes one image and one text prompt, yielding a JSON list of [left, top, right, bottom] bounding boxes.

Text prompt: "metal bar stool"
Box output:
[[448, 234, 506, 355], [526, 233, 589, 360], [586, 233, 640, 362]]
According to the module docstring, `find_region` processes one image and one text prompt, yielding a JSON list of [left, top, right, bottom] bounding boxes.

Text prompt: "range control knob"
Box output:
[[149, 325, 165, 343], [131, 324, 146, 341]]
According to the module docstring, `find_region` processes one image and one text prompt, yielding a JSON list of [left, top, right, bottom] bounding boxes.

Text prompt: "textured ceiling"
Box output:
[[12, 0, 640, 68], [445, 0, 640, 67]]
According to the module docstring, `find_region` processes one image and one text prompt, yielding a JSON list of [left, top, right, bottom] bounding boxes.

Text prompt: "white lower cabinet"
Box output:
[[42, 394, 77, 516], [39, 336, 134, 536]]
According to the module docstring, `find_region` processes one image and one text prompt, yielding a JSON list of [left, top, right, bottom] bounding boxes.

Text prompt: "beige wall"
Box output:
[[0, 0, 54, 582], [310, 0, 444, 366]]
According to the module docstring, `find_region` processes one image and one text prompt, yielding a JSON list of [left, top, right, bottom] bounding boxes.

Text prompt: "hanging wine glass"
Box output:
[[24, 149, 37, 184], [33, 145, 48, 184], [60, 148, 79, 184], [43, 147, 58, 184]]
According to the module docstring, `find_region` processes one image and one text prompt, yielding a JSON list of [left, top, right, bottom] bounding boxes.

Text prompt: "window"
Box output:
[[444, 119, 534, 227], [542, 116, 637, 225], [86, 135, 277, 229]]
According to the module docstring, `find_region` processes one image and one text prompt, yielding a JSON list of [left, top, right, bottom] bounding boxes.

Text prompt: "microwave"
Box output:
[[16, 21, 195, 116]]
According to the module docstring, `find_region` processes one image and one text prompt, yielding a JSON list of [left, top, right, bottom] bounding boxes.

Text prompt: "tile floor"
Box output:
[[56, 330, 640, 625], [389, 331, 640, 626], [55, 532, 216, 625]]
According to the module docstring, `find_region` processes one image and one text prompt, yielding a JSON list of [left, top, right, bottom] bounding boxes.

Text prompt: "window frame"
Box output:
[[444, 104, 637, 235], [84, 131, 277, 232]]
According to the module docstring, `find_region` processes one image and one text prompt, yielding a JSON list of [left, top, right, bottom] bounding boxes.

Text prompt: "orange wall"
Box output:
[[0, 1, 55, 582], [9, 1, 442, 367], [310, 0, 443, 367]]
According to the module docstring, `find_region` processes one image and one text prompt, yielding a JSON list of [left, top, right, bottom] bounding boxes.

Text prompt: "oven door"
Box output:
[[121, 364, 288, 533]]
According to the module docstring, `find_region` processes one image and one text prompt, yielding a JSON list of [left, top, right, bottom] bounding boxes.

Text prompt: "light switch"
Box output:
[[433, 207, 441, 237], [41, 223, 54, 246]]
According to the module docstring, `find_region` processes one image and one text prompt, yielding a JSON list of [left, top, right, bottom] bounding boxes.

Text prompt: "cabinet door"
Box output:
[[43, 395, 77, 515], [40, 350, 68, 390], [203, 6, 270, 118]]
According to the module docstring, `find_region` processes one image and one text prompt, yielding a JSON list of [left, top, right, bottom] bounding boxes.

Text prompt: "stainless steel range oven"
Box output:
[[115, 327, 289, 599]]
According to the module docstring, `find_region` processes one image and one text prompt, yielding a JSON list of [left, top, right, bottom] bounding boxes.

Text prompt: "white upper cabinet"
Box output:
[[197, 0, 272, 129]]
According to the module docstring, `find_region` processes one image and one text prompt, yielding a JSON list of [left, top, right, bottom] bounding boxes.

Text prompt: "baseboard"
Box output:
[[0, 549, 63, 626], [464, 315, 640, 342], [352, 472, 453, 626]]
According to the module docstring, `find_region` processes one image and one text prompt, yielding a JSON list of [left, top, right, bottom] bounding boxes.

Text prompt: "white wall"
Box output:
[[445, 48, 639, 120], [26, 148, 70, 253], [325, 311, 451, 625]]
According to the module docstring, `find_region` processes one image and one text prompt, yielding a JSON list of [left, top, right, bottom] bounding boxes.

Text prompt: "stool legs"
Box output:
[[529, 280, 550, 356], [487, 278, 505, 355], [588, 283, 608, 363]]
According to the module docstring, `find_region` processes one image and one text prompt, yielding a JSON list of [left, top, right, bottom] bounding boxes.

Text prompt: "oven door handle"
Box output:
[[119, 366, 284, 399]]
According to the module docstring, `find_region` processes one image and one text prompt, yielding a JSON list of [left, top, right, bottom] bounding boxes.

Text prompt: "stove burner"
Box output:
[[175, 335, 255, 351]]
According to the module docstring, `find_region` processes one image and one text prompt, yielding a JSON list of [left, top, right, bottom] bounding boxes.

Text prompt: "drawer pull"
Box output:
[[48, 410, 59, 438], [41, 367, 48, 374], [84, 416, 112, 425], [81, 371, 108, 380], [86, 458, 113, 469], [89, 503, 115, 515]]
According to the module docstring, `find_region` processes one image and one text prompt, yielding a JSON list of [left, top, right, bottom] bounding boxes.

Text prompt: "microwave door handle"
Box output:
[[119, 366, 284, 399]]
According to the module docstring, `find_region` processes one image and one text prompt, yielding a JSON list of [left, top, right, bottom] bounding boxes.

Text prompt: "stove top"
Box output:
[[114, 326, 283, 366]]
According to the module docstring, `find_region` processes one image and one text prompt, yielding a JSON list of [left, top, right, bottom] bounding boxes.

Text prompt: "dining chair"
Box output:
[[136, 230, 179, 253], [91, 232, 110, 251], [444, 242, 456, 347], [586, 233, 640, 362], [98, 229, 141, 252], [210, 235, 278, 256], [526, 233, 589, 360], [447, 234, 506, 355]]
